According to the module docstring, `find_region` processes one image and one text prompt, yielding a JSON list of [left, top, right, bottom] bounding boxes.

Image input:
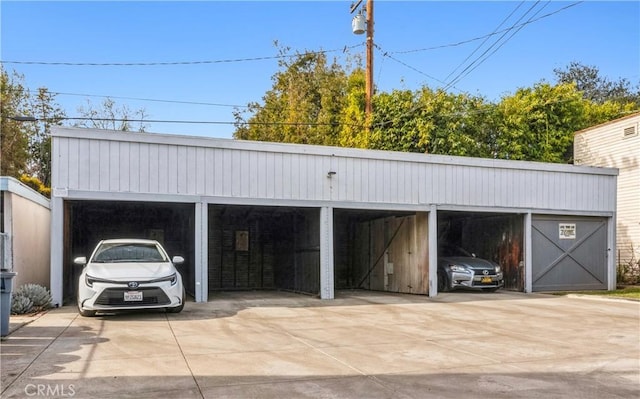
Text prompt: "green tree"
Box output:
[[234, 48, 349, 145], [493, 82, 587, 163], [25, 88, 65, 186], [554, 62, 640, 105], [1, 69, 30, 178], [338, 69, 367, 148], [368, 89, 422, 152], [1, 68, 65, 186], [366, 88, 491, 157]]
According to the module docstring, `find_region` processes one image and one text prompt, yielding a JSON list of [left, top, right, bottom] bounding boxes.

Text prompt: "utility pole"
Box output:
[[351, 0, 374, 131], [365, 0, 373, 122]]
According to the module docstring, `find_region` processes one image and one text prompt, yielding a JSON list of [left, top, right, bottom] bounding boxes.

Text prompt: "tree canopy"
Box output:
[[1, 66, 148, 189], [234, 56, 639, 164], [0, 68, 64, 186], [234, 49, 348, 146], [2, 58, 638, 192], [554, 61, 640, 106]]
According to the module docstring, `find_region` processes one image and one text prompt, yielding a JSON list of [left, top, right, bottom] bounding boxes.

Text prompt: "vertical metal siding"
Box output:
[[53, 134, 616, 213]]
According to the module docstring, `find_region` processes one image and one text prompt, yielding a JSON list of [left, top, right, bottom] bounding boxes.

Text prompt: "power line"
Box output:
[[374, 44, 448, 87], [443, 1, 549, 91], [15, 116, 364, 129], [443, 1, 525, 83], [372, 2, 581, 95], [392, 2, 583, 56], [447, 3, 553, 90], [29, 90, 249, 109], [0, 45, 364, 67]]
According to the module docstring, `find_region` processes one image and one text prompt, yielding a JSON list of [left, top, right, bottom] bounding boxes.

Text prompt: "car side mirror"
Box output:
[[74, 256, 87, 265], [172, 256, 184, 265], [471, 253, 477, 258]]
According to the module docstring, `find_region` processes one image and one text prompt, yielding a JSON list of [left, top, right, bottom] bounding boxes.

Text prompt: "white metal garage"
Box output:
[[49, 127, 618, 306]]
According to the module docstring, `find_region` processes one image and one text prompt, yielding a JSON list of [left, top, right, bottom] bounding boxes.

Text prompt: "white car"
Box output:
[[75, 239, 185, 317]]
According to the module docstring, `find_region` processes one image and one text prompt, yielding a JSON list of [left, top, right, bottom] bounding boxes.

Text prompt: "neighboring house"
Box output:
[[0, 177, 51, 289], [574, 112, 640, 271]]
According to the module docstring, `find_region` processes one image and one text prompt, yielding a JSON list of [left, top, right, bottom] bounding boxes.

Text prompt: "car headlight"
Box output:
[[448, 265, 469, 272], [495, 265, 502, 273], [151, 273, 178, 286], [85, 274, 109, 288]]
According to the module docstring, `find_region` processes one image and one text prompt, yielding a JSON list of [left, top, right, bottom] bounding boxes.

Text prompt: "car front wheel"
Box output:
[[437, 272, 450, 293], [77, 299, 96, 317], [166, 288, 185, 313]]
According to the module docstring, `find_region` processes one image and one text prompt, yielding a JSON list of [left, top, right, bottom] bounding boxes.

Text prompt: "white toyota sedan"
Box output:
[[75, 239, 185, 317]]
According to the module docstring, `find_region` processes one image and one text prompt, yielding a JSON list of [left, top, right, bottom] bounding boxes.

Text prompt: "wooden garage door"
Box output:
[[532, 216, 608, 291]]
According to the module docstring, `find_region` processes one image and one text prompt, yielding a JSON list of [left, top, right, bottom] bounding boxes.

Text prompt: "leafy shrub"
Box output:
[[18, 175, 51, 198], [12, 284, 52, 313], [11, 295, 33, 315]]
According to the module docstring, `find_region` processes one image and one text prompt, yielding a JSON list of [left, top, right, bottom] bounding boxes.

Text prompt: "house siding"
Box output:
[[575, 113, 640, 266]]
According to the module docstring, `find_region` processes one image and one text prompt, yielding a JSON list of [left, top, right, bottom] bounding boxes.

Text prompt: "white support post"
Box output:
[[50, 196, 64, 307], [524, 212, 533, 293], [428, 205, 438, 297], [319, 206, 334, 299], [194, 202, 208, 302]]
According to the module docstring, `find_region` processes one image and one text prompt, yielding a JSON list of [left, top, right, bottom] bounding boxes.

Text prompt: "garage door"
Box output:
[[532, 216, 608, 291]]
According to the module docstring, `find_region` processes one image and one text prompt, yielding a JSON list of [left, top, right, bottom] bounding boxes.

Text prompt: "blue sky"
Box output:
[[2, 1, 639, 139]]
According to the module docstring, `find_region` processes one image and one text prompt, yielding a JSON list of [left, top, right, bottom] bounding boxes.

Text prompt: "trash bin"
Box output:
[[1, 270, 17, 337]]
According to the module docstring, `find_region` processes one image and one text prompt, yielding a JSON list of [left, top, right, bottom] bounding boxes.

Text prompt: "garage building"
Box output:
[[49, 127, 617, 306]]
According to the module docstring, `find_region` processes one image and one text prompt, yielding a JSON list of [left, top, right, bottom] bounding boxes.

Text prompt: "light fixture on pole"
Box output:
[[350, 0, 373, 133], [9, 116, 38, 122]]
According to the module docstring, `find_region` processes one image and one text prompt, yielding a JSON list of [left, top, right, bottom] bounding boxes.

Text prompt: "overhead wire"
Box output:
[[19, 116, 364, 129], [5, 2, 585, 133], [372, 5, 579, 130], [29, 90, 249, 109], [443, 1, 526, 83], [1, 1, 582, 69], [372, 1, 582, 105], [374, 44, 449, 87], [445, 1, 554, 91], [443, 1, 545, 91], [392, 1, 583, 55], [0, 45, 364, 67]]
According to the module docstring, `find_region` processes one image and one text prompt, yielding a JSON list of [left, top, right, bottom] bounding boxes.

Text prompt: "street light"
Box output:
[[350, 0, 373, 131], [8, 116, 37, 122]]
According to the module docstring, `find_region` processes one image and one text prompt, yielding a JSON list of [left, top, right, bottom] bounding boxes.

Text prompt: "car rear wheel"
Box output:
[[437, 272, 450, 292]]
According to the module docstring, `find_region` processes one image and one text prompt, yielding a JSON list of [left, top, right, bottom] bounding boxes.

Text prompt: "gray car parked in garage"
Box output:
[[437, 245, 504, 292]]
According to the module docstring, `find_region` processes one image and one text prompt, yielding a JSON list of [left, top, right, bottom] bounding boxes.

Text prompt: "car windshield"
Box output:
[[91, 243, 167, 263], [439, 245, 474, 257]]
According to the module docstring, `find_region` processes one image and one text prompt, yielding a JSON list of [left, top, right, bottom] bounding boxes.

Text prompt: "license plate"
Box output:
[[481, 277, 492, 283], [124, 291, 143, 301]]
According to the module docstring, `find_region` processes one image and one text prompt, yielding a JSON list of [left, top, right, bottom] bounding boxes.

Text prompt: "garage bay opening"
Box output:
[[438, 211, 524, 291], [334, 209, 429, 295], [64, 200, 195, 303], [208, 205, 320, 295]]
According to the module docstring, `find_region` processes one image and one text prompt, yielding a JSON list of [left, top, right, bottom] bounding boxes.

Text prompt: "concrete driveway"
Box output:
[[1, 290, 639, 398]]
